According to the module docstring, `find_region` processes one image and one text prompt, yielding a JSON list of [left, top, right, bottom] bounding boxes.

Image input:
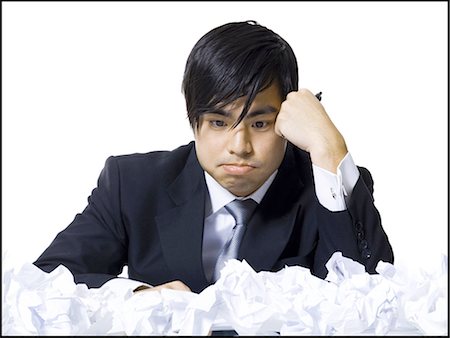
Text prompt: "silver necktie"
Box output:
[[212, 198, 258, 282]]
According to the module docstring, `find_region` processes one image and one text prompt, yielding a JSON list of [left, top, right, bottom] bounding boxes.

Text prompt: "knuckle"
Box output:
[[298, 88, 312, 97], [286, 91, 296, 99]]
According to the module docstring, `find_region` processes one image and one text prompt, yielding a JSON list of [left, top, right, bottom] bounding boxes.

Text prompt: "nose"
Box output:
[[227, 126, 253, 156]]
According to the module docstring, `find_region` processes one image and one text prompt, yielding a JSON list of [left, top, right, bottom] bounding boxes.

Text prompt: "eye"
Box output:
[[209, 120, 227, 128], [252, 121, 268, 129]]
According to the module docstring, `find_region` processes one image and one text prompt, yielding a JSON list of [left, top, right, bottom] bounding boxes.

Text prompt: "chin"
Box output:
[[226, 182, 258, 197]]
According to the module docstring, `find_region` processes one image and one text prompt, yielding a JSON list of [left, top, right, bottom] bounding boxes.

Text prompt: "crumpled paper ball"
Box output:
[[2, 252, 447, 335]]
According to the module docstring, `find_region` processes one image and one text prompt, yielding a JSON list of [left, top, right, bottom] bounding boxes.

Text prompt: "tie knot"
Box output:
[[225, 199, 258, 226]]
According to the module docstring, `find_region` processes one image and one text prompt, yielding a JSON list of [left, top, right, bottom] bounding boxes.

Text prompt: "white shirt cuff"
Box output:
[[312, 152, 360, 211]]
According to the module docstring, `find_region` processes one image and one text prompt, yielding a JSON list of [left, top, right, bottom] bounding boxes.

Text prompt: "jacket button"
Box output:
[[361, 248, 372, 259], [355, 221, 363, 231], [359, 239, 368, 250], [356, 230, 365, 240]]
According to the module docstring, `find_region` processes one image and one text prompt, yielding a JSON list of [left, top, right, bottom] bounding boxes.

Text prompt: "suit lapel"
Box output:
[[239, 144, 307, 272], [155, 146, 209, 293]]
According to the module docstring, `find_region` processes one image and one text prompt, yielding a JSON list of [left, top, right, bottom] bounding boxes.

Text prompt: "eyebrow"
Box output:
[[206, 105, 278, 119]]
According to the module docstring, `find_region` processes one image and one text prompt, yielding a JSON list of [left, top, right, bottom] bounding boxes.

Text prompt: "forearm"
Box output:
[[312, 169, 394, 278]]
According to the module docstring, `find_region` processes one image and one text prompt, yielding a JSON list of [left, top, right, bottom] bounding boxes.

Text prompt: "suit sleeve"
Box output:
[[312, 166, 394, 278], [33, 156, 128, 288]]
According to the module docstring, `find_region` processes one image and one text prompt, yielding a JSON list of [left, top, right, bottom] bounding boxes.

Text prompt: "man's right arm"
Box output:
[[34, 156, 195, 294], [34, 156, 130, 288]]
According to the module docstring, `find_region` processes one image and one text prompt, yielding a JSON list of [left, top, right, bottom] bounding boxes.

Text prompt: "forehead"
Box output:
[[222, 82, 283, 113]]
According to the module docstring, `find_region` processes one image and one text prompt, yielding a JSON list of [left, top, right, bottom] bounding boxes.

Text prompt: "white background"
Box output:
[[2, 2, 448, 273]]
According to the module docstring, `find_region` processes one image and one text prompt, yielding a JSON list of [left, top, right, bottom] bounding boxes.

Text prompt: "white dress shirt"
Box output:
[[312, 152, 360, 211]]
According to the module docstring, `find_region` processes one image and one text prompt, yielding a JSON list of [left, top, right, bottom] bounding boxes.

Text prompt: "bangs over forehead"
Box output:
[[182, 20, 298, 128]]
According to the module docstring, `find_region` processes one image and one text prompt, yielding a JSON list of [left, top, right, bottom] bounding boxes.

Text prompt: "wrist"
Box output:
[[309, 138, 348, 173]]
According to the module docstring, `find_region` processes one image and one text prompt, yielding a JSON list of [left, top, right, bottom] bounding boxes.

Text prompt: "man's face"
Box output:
[[194, 83, 287, 197]]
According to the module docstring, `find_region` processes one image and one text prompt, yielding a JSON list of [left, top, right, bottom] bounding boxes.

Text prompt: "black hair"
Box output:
[[182, 20, 298, 129]]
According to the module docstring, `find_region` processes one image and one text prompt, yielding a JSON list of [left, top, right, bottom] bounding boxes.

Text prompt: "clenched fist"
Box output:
[[275, 89, 348, 173]]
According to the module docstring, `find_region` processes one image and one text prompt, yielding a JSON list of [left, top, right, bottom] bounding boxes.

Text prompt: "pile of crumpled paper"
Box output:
[[2, 252, 447, 335]]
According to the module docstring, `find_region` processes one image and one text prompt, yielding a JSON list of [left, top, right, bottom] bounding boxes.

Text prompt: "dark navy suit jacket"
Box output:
[[34, 141, 393, 293]]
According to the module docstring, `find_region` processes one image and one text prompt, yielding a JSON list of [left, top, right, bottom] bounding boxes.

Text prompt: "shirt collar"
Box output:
[[204, 170, 278, 216]]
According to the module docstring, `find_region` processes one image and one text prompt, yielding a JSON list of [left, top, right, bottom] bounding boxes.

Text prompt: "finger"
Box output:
[[166, 280, 192, 292], [133, 284, 152, 293], [273, 118, 286, 139], [151, 280, 192, 292]]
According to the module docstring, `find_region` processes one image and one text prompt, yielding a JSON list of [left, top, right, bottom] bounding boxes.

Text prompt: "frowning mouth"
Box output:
[[221, 163, 257, 175]]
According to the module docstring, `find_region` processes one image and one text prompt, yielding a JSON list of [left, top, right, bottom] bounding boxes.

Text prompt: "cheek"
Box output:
[[257, 137, 286, 170], [258, 135, 286, 157], [195, 132, 224, 167]]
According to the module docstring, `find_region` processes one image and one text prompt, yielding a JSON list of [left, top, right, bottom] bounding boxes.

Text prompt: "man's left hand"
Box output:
[[274, 88, 348, 173]]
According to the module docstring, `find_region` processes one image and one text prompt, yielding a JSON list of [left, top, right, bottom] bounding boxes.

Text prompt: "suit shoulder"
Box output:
[[112, 142, 193, 164], [104, 141, 195, 177]]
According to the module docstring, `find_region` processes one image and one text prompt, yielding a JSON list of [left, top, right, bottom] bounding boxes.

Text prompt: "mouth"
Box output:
[[221, 163, 257, 175]]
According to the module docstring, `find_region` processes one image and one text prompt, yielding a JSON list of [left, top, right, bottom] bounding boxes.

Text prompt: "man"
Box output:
[[34, 20, 393, 294]]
